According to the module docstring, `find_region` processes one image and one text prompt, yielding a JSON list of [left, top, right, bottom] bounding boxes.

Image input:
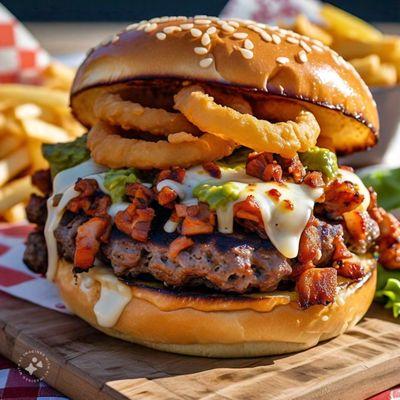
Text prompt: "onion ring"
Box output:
[[94, 92, 200, 136], [168, 132, 198, 144], [87, 122, 235, 169], [174, 85, 320, 158], [205, 87, 253, 115]]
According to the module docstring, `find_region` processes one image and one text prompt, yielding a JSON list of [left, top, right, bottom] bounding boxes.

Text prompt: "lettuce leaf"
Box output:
[[375, 264, 400, 318], [104, 168, 138, 203], [42, 134, 90, 177], [361, 168, 400, 210]]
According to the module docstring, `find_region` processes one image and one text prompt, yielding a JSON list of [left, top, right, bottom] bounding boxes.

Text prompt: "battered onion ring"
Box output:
[[87, 122, 235, 169], [94, 92, 200, 135], [174, 85, 320, 158], [206, 87, 253, 115]]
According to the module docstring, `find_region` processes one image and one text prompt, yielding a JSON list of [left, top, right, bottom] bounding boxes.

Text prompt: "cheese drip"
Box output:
[[157, 165, 326, 259]]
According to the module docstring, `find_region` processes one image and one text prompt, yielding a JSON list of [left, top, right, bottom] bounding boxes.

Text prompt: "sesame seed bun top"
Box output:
[[71, 16, 379, 155]]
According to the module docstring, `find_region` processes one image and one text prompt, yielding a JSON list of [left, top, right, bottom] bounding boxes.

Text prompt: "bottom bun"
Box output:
[[55, 257, 376, 358]]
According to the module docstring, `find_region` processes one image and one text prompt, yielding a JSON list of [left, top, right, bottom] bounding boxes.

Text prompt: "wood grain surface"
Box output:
[[1, 291, 400, 400]]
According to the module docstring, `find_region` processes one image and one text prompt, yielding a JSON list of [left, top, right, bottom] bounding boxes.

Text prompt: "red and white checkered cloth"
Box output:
[[0, 223, 69, 314], [0, 3, 49, 84]]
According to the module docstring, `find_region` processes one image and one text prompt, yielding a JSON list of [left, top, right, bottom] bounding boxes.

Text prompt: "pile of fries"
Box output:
[[290, 4, 400, 88], [0, 62, 84, 222]]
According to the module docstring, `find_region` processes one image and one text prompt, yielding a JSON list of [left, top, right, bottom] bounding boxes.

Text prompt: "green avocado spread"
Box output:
[[104, 168, 138, 203], [299, 146, 338, 178], [42, 134, 90, 177], [193, 182, 244, 210]]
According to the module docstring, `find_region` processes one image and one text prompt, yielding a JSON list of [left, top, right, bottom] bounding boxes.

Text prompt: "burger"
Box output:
[[23, 16, 400, 358]]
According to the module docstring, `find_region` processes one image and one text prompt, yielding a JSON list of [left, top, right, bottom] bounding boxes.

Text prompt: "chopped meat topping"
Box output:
[[202, 161, 221, 178], [26, 194, 47, 227], [157, 186, 178, 207], [114, 203, 155, 242], [181, 203, 216, 235], [296, 267, 337, 308], [168, 236, 194, 260], [334, 257, 366, 279], [322, 180, 364, 219], [125, 182, 154, 207], [156, 167, 186, 184], [246, 152, 283, 182], [74, 216, 110, 270], [31, 169, 52, 196], [67, 179, 111, 217], [303, 171, 324, 188]]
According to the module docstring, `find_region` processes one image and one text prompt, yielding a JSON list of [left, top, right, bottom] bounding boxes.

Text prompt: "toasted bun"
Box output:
[[70, 16, 378, 155], [56, 257, 376, 358]]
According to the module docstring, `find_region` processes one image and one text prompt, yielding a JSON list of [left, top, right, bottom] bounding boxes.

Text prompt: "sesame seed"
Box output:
[[297, 50, 308, 63], [126, 23, 139, 31], [156, 32, 167, 40], [137, 23, 148, 31], [244, 39, 254, 50], [180, 23, 194, 30], [272, 34, 281, 44], [195, 15, 208, 18], [216, 20, 225, 26], [322, 315, 329, 321], [194, 46, 208, 55], [228, 20, 240, 27], [222, 24, 235, 33], [159, 16, 169, 22], [312, 45, 323, 52], [206, 26, 217, 35], [111, 35, 119, 43], [163, 26, 182, 34], [256, 23, 267, 29], [190, 28, 202, 38], [260, 31, 272, 42], [233, 32, 248, 39], [286, 36, 299, 44], [276, 56, 289, 65], [149, 17, 161, 23], [201, 33, 211, 46], [145, 23, 158, 32], [239, 48, 253, 59], [194, 19, 211, 25], [199, 57, 213, 68], [300, 40, 312, 53], [311, 39, 324, 47]]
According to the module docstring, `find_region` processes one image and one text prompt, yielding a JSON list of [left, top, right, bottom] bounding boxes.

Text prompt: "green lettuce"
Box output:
[[104, 168, 138, 203], [375, 265, 400, 318], [193, 182, 244, 210], [361, 168, 400, 211], [42, 134, 90, 177]]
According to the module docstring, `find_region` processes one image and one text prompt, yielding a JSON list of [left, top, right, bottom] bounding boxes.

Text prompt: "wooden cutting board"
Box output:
[[1, 291, 400, 400]]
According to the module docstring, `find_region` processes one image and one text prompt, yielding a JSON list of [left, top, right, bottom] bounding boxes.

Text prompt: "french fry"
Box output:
[[366, 63, 397, 87], [4, 202, 27, 223], [0, 176, 37, 214], [14, 103, 42, 120], [0, 135, 24, 159], [21, 118, 70, 143], [321, 3, 382, 42], [42, 62, 75, 92], [0, 147, 30, 187], [292, 15, 333, 46], [331, 36, 400, 62], [0, 84, 69, 109]]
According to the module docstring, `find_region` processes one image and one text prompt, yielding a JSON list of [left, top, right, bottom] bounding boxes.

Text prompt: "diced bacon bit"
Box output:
[[31, 169, 52, 196], [234, 195, 264, 225], [181, 203, 216, 235], [369, 196, 400, 269], [322, 180, 364, 219], [202, 161, 221, 178], [175, 203, 188, 218], [246, 152, 283, 182], [332, 235, 353, 261], [67, 179, 111, 217], [157, 186, 178, 207], [303, 171, 325, 188], [126, 182, 154, 207], [335, 258, 366, 279], [74, 217, 111, 270], [296, 267, 337, 308], [168, 236, 194, 260], [156, 167, 186, 184], [282, 155, 306, 183], [298, 216, 322, 265], [114, 203, 155, 242]]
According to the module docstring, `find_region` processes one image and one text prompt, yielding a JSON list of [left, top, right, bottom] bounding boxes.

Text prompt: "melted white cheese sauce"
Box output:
[[158, 166, 325, 259], [77, 265, 132, 327]]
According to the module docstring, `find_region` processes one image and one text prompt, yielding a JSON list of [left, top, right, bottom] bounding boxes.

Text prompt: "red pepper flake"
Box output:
[[267, 188, 281, 202], [282, 199, 294, 211]]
